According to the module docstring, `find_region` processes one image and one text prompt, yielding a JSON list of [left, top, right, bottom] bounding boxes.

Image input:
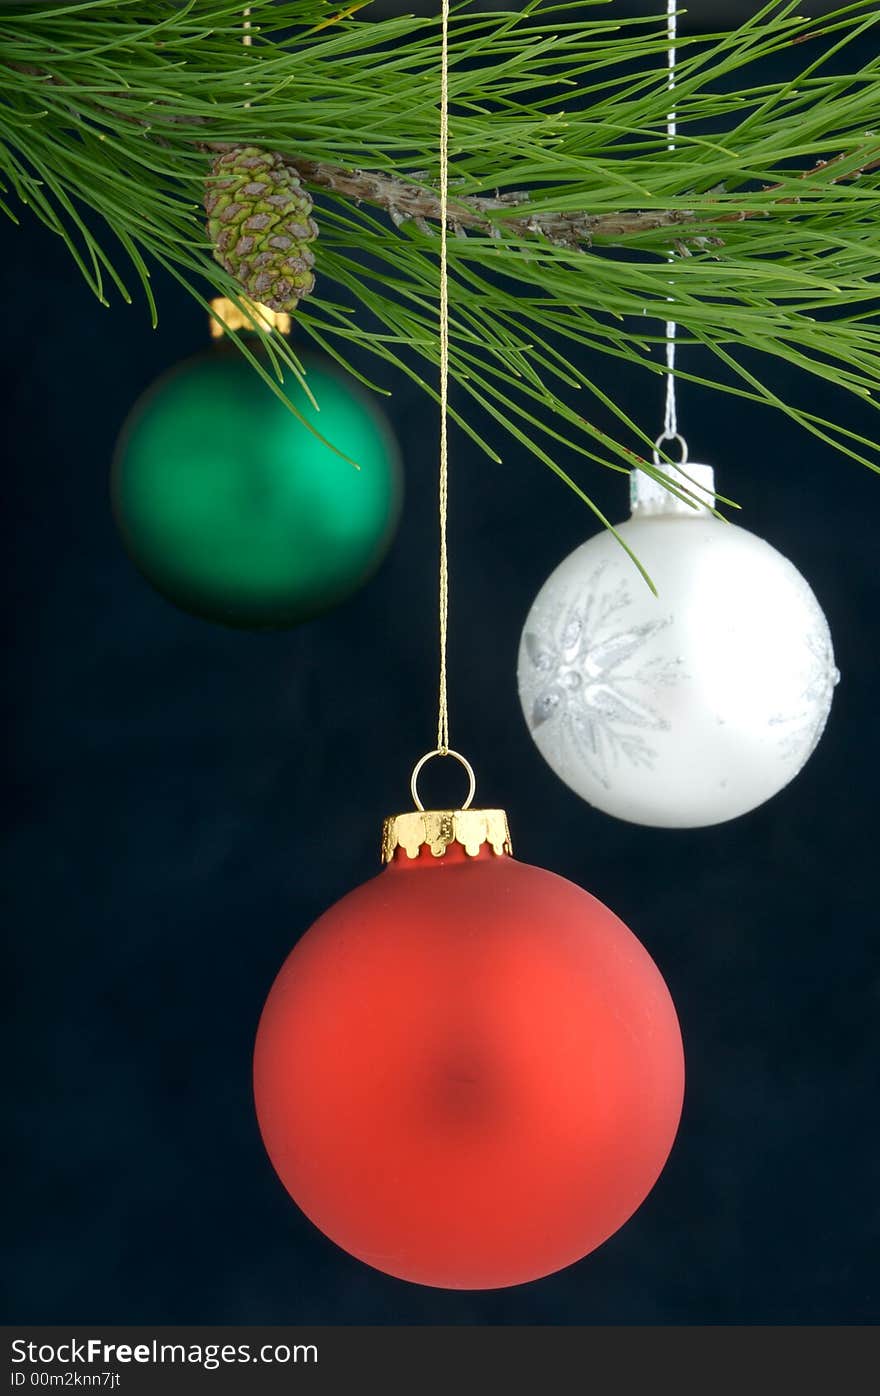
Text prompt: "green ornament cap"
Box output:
[[205, 147, 319, 313]]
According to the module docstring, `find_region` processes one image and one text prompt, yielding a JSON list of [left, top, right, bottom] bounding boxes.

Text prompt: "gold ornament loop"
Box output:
[[410, 748, 476, 813]]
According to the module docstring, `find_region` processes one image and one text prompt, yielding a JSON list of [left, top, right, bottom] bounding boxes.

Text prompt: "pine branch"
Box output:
[[1, 0, 880, 512], [17, 74, 880, 253], [6, 63, 710, 246]]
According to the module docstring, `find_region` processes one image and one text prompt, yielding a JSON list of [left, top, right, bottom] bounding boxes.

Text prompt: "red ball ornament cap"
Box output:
[[381, 807, 512, 863]]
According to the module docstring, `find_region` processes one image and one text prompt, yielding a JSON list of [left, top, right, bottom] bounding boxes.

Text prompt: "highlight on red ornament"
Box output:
[[254, 794, 684, 1289]]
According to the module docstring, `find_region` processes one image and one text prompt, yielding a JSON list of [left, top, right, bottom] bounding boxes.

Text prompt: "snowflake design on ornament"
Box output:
[[523, 563, 683, 789], [771, 625, 840, 764]]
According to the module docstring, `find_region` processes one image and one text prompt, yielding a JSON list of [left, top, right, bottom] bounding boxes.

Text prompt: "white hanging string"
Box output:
[[657, 0, 687, 464]]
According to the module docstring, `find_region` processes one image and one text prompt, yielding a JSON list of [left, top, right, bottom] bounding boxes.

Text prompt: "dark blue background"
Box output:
[[3, 26, 878, 1325]]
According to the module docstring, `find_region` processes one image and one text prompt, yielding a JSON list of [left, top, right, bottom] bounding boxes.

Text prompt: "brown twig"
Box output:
[[284, 157, 701, 248], [708, 148, 880, 225]]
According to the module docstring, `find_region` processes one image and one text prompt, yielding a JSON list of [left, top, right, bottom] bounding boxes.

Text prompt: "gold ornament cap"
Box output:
[[381, 808, 512, 864], [208, 295, 292, 338]]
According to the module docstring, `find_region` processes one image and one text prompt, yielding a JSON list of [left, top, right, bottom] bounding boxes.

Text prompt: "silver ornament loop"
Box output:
[[653, 432, 689, 467], [410, 748, 476, 812]]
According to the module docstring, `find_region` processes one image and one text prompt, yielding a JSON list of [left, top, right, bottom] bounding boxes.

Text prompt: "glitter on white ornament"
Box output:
[[517, 463, 840, 829]]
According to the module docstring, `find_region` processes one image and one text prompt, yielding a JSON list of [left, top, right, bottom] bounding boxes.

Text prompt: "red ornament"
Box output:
[[254, 807, 684, 1289]]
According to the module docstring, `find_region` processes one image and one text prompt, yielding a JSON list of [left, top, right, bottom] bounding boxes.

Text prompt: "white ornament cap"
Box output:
[[630, 461, 716, 518]]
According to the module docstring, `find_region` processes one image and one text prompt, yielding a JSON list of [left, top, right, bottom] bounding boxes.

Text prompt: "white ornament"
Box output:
[[517, 463, 839, 828]]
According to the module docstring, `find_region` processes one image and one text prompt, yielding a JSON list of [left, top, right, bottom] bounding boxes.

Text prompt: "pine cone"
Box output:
[[205, 147, 318, 312]]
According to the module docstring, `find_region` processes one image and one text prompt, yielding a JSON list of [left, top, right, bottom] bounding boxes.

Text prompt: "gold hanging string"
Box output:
[[437, 0, 450, 756], [406, 0, 477, 814]]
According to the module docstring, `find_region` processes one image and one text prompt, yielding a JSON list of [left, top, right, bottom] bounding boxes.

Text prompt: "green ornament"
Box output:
[[111, 349, 403, 628]]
